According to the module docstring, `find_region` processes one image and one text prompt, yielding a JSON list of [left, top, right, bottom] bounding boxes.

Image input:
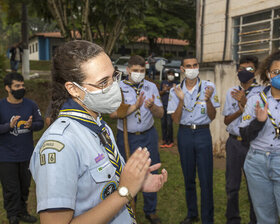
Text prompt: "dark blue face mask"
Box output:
[[271, 74, 280, 90], [237, 70, 254, 83]]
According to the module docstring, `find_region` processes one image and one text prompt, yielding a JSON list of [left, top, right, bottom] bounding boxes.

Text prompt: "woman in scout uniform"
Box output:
[[29, 40, 167, 224], [240, 50, 280, 223]]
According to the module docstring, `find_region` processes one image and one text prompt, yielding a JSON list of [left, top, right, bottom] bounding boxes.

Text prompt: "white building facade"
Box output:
[[196, 0, 280, 155]]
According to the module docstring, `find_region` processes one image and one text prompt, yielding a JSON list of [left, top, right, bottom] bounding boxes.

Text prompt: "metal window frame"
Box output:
[[233, 7, 280, 61]]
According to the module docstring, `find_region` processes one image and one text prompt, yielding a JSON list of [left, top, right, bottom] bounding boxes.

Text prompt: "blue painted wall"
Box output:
[[38, 37, 50, 60]]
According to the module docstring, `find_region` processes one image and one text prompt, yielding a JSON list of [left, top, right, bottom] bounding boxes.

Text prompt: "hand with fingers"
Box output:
[[119, 147, 152, 197], [10, 115, 21, 129], [141, 163, 168, 193], [231, 89, 247, 106], [119, 147, 168, 197], [24, 116, 33, 129], [173, 84, 184, 101], [136, 92, 145, 109], [255, 101, 268, 122], [145, 94, 155, 109], [205, 86, 214, 102]]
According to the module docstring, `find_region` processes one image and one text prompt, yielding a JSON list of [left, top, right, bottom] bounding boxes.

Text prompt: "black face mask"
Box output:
[[237, 70, 254, 83], [11, 88, 26, 99]]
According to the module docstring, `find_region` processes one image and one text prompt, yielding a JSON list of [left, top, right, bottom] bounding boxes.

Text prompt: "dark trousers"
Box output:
[[0, 161, 31, 218], [148, 66, 156, 80], [178, 127, 214, 224], [161, 106, 173, 144], [117, 127, 160, 215], [225, 136, 257, 224]]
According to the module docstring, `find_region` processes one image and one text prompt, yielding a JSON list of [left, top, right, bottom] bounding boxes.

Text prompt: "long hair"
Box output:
[[51, 40, 104, 122], [257, 50, 280, 85]]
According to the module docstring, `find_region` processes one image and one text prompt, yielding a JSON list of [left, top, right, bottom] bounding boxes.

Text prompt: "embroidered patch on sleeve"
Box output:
[[39, 140, 64, 166]]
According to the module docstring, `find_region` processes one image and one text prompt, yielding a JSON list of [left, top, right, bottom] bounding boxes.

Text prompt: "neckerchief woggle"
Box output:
[[58, 99, 137, 223], [239, 79, 260, 96], [180, 77, 202, 112], [260, 86, 280, 139], [123, 79, 144, 124]]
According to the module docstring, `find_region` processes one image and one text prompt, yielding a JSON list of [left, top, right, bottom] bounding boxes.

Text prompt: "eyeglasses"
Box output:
[[269, 69, 280, 76], [238, 66, 255, 72], [82, 70, 122, 92]]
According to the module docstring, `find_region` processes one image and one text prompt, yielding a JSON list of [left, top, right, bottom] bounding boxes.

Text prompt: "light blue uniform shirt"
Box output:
[[30, 117, 132, 223], [117, 79, 162, 133], [167, 79, 220, 125], [223, 85, 264, 136], [239, 89, 280, 152]]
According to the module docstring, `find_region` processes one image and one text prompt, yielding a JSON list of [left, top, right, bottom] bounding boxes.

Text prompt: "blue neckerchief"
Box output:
[[59, 98, 106, 135], [59, 98, 136, 222]]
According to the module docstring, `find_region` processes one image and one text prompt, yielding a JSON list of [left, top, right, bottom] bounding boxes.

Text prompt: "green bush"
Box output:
[[0, 54, 7, 80]]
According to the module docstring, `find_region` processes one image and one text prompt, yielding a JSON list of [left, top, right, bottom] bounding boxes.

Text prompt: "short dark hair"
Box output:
[[181, 56, 198, 66], [128, 55, 145, 67], [239, 55, 259, 69], [4, 72, 24, 87], [258, 50, 280, 84], [167, 69, 175, 75]]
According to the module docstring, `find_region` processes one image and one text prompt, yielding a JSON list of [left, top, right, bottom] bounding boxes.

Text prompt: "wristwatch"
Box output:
[[117, 186, 133, 202]]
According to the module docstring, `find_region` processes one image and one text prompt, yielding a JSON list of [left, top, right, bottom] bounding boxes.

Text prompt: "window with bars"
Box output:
[[233, 8, 280, 62]]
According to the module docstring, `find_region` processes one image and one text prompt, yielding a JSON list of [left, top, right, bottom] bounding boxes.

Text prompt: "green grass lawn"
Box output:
[[0, 79, 252, 224]]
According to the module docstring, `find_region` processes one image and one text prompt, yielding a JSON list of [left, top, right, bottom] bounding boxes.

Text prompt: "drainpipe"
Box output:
[[222, 0, 230, 61], [200, 0, 205, 63]]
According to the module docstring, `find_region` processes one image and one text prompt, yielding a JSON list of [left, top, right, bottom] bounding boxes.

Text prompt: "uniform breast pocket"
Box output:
[[89, 161, 116, 183]]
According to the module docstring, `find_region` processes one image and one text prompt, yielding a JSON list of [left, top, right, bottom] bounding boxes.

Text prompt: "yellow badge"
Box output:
[[157, 95, 160, 99], [214, 95, 219, 103], [243, 114, 251, 121]]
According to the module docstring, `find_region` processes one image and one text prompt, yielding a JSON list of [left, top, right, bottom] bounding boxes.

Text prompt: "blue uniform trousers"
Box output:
[[117, 126, 160, 215], [177, 126, 214, 224], [161, 106, 174, 144], [225, 136, 256, 224]]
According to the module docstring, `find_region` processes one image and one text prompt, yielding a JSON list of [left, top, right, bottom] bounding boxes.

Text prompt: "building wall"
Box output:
[[196, 0, 280, 156], [28, 38, 39, 60], [201, 0, 280, 62]]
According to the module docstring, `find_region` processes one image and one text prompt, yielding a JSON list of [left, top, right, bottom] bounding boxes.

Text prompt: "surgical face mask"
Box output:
[[74, 81, 122, 114], [131, 72, 145, 84], [270, 74, 280, 90], [237, 70, 254, 83], [184, 68, 199, 80], [167, 75, 175, 81], [11, 88, 25, 99]]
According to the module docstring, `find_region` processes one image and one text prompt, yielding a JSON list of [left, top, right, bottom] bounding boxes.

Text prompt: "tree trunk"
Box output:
[[47, 0, 71, 40], [21, 3, 29, 80], [81, 0, 90, 40]]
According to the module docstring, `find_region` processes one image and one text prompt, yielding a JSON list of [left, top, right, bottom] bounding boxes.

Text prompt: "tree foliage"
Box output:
[[126, 0, 196, 53], [1, 0, 196, 56]]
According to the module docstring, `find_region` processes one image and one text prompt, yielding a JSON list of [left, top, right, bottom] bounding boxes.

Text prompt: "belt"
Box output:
[[127, 126, 153, 135], [179, 124, 209, 130], [229, 134, 242, 141]]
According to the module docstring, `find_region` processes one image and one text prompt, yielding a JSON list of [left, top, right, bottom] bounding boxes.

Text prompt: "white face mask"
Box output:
[[167, 75, 175, 81], [131, 72, 145, 84], [74, 81, 122, 114], [184, 68, 199, 80]]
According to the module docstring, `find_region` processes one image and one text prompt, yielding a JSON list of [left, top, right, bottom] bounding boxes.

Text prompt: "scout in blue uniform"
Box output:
[[29, 40, 167, 224], [159, 69, 179, 148], [167, 57, 220, 224], [223, 56, 260, 224], [110, 55, 164, 224], [240, 50, 280, 224]]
